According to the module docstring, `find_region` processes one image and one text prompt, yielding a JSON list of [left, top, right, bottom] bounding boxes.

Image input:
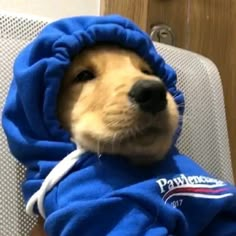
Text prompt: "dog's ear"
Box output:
[[30, 216, 46, 236]]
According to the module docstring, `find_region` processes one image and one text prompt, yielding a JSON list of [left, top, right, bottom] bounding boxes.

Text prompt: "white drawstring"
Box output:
[[26, 148, 84, 218]]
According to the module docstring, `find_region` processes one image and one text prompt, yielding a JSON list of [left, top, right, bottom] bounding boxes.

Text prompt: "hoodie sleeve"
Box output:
[[199, 206, 236, 236], [44, 196, 175, 236]]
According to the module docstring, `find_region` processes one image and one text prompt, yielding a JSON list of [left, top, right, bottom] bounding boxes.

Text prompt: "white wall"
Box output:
[[0, 0, 100, 19]]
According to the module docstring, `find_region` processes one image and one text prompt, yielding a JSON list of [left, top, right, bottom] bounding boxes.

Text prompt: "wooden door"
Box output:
[[101, 0, 236, 181]]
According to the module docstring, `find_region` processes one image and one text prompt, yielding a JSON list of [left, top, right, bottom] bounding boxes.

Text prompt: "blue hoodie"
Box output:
[[2, 15, 236, 236]]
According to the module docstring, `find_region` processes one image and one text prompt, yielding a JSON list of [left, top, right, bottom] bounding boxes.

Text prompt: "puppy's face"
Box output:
[[57, 45, 179, 164]]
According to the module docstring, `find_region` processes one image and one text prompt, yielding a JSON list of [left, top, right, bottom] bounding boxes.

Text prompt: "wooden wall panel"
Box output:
[[147, 0, 189, 48], [101, 0, 236, 181], [100, 0, 148, 30]]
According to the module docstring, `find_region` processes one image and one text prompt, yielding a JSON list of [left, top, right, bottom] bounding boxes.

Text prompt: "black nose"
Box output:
[[128, 80, 167, 114]]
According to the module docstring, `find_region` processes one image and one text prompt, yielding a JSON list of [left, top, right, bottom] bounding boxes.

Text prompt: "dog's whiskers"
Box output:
[[111, 133, 118, 154], [96, 139, 101, 159]]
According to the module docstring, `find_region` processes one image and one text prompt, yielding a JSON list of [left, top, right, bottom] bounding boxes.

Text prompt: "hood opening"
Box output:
[[2, 15, 184, 164]]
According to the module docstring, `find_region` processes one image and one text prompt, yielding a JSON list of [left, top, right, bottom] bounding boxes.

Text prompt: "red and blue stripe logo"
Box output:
[[162, 183, 233, 203]]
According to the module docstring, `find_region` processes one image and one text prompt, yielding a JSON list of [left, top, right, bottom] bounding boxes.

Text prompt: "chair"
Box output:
[[0, 11, 234, 235]]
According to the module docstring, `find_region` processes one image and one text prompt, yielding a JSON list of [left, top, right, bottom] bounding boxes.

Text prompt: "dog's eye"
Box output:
[[142, 69, 153, 75], [74, 70, 95, 83]]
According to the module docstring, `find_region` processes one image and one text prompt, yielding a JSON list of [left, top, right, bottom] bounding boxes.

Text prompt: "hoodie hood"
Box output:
[[2, 15, 184, 165]]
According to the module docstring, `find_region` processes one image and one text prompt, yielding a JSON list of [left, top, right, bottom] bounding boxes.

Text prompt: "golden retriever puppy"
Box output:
[[31, 44, 178, 236], [3, 14, 235, 236]]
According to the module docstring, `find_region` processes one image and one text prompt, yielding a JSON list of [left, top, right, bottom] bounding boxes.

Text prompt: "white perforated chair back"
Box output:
[[0, 12, 234, 236], [0, 12, 48, 236]]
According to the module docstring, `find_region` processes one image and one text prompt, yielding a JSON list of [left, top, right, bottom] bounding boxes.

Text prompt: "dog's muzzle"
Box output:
[[128, 79, 167, 114]]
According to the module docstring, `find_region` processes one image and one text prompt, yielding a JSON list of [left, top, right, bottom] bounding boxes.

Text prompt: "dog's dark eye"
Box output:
[[74, 70, 95, 83], [142, 69, 153, 75]]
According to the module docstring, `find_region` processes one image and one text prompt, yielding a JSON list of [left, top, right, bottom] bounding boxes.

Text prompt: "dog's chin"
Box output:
[[119, 126, 163, 145], [72, 125, 174, 165]]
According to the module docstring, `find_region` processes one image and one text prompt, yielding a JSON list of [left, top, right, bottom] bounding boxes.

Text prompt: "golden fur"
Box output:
[[57, 45, 179, 164]]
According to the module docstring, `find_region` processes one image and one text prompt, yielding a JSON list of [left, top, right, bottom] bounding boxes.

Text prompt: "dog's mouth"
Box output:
[[111, 125, 163, 146], [73, 111, 176, 159]]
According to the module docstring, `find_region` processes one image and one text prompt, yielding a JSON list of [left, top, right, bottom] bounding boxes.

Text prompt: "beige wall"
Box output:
[[0, 0, 100, 19]]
